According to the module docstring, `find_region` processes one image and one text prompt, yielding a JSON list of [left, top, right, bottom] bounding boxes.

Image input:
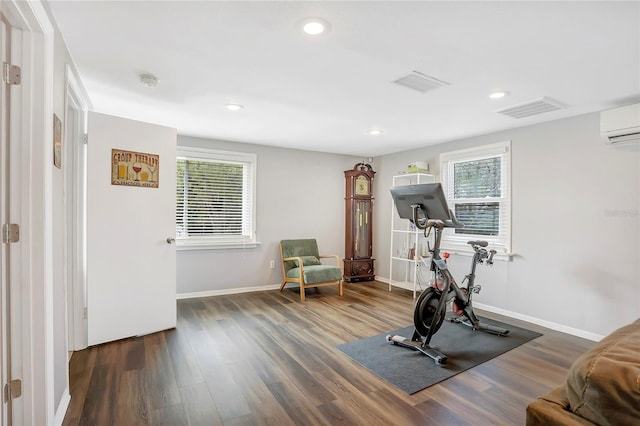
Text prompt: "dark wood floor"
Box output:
[[63, 281, 594, 426]]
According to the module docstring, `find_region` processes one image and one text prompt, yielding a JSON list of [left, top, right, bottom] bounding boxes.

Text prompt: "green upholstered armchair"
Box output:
[[279, 239, 343, 301]]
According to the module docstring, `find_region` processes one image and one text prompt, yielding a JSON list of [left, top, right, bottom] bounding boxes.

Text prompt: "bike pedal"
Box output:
[[472, 285, 482, 294]]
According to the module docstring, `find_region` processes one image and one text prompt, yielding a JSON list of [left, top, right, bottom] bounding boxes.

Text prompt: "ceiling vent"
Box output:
[[496, 97, 564, 119], [392, 71, 450, 93]]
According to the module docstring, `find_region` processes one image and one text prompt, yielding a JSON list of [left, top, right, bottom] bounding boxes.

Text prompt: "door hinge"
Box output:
[[3, 62, 21, 85], [82, 133, 88, 144], [83, 307, 88, 319], [3, 379, 22, 402], [2, 223, 19, 243]]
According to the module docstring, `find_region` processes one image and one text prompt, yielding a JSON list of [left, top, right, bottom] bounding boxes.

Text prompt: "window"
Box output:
[[440, 141, 511, 254], [176, 146, 257, 249]]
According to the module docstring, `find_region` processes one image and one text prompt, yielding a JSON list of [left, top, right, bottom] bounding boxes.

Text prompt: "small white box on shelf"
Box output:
[[407, 161, 429, 173]]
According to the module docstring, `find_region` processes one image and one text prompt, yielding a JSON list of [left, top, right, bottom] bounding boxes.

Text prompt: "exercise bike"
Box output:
[[386, 183, 509, 365]]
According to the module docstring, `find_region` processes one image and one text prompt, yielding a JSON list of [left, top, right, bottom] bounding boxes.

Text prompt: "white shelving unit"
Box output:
[[389, 173, 435, 298]]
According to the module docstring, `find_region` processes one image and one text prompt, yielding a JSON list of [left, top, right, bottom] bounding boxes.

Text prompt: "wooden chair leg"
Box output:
[[338, 280, 343, 296], [300, 283, 305, 301], [280, 280, 287, 291]]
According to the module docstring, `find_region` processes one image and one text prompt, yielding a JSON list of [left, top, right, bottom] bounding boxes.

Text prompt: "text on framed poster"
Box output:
[[111, 149, 159, 188]]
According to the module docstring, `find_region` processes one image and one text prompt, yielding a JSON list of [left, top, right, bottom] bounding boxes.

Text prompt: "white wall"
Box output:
[[51, 26, 68, 416], [47, 3, 77, 419], [374, 112, 639, 339], [176, 136, 362, 295], [46, 1, 92, 420]]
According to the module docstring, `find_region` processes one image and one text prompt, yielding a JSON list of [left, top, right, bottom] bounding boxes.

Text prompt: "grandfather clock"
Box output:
[[344, 163, 375, 282]]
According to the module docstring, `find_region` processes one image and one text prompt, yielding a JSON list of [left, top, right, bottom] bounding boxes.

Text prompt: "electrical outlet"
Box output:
[[269, 260, 275, 269]]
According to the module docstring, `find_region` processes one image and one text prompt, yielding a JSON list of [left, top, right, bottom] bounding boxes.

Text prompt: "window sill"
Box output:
[[176, 241, 261, 251]]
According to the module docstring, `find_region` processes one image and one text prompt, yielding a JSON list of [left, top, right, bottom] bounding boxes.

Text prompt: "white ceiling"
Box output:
[[48, 1, 640, 157]]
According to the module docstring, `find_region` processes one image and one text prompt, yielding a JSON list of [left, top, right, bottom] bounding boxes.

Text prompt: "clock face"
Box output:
[[355, 175, 370, 196]]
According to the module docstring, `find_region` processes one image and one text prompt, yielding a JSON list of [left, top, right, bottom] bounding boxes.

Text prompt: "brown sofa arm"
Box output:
[[526, 387, 594, 426]]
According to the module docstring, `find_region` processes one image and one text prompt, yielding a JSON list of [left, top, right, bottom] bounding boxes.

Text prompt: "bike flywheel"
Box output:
[[413, 287, 445, 337]]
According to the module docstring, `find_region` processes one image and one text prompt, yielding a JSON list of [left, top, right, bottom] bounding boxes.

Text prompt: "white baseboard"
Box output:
[[177, 284, 281, 300], [54, 390, 71, 426], [473, 302, 604, 342], [377, 275, 603, 342]]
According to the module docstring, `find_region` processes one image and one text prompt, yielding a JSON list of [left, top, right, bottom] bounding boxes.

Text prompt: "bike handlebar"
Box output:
[[468, 243, 497, 266], [487, 250, 497, 266]]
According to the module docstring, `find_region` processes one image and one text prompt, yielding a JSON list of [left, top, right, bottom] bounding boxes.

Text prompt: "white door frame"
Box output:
[[1, 8, 10, 426], [2, 1, 55, 424], [64, 64, 90, 352]]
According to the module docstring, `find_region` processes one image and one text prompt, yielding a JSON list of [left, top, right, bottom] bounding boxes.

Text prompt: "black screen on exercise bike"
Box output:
[[390, 183, 453, 224]]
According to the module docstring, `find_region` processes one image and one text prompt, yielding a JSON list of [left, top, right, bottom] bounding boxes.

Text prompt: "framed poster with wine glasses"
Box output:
[[111, 148, 159, 188]]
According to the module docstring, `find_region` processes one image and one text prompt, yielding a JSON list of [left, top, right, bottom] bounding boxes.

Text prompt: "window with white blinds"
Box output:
[[176, 147, 256, 248], [440, 141, 511, 253]]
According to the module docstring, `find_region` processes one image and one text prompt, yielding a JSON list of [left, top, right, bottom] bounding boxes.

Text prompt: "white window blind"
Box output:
[[176, 147, 256, 248], [440, 141, 511, 253]]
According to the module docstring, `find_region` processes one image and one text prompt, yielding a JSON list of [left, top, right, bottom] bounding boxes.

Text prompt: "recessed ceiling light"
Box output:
[[139, 73, 159, 88], [225, 104, 244, 111], [300, 17, 331, 35], [489, 91, 509, 99], [304, 22, 324, 35], [368, 129, 383, 136]]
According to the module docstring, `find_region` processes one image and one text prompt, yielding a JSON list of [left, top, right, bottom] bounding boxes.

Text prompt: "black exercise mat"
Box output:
[[336, 317, 542, 394]]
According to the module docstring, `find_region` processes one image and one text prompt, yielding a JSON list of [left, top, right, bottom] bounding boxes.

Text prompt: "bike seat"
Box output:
[[467, 240, 488, 247]]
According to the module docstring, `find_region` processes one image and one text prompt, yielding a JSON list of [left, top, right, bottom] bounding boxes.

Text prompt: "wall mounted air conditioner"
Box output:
[[600, 103, 640, 145]]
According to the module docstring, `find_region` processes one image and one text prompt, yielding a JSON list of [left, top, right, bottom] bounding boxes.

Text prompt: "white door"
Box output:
[[87, 112, 176, 346]]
